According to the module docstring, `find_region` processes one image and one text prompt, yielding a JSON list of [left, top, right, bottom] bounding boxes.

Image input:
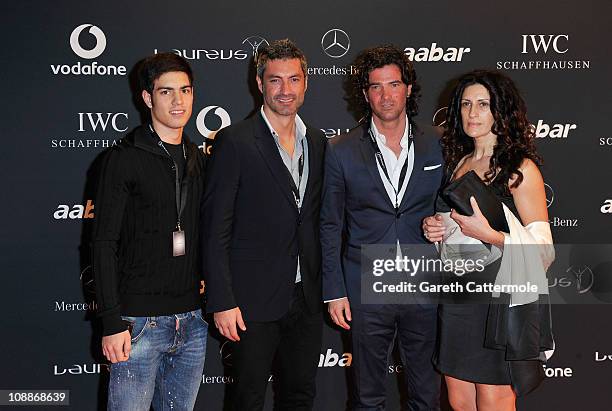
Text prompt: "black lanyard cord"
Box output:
[[284, 139, 306, 208], [150, 124, 189, 230], [368, 123, 413, 209]]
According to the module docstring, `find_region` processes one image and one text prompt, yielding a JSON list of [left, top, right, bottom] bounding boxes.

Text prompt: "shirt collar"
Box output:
[[260, 106, 307, 142], [370, 116, 410, 148]]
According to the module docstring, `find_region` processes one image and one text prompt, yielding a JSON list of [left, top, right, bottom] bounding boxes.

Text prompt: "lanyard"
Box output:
[[150, 125, 189, 230], [283, 139, 306, 209], [368, 122, 413, 210]]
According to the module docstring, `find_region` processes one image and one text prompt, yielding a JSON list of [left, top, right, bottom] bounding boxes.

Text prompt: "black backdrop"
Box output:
[[1, 1, 612, 410]]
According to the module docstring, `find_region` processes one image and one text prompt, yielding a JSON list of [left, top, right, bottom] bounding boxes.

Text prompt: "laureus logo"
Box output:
[[242, 36, 269, 57], [70, 24, 106, 59], [565, 265, 595, 294]]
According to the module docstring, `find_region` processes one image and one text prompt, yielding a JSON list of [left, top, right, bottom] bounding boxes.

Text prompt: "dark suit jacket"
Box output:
[[203, 112, 326, 321], [321, 122, 444, 309]]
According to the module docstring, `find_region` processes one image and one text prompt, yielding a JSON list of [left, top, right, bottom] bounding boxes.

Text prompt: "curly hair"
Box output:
[[351, 45, 421, 120], [441, 70, 541, 192]]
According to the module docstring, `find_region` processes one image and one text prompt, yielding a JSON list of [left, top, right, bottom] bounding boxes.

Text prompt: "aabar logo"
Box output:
[[318, 348, 352, 367], [70, 24, 106, 59], [53, 200, 95, 220], [533, 120, 576, 138], [404, 43, 470, 62]]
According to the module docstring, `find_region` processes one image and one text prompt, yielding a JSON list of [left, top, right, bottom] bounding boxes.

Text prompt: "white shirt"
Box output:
[[260, 107, 308, 283], [325, 117, 415, 303], [370, 116, 414, 208]]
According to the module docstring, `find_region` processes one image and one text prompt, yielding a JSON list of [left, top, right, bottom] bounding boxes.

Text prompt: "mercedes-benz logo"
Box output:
[[220, 340, 233, 367], [242, 36, 269, 57], [432, 107, 448, 127], [544, 183, 554, 208], [321, 28, 350, 58], [566, 265, 594, 294], [80, 265, 95, 295]]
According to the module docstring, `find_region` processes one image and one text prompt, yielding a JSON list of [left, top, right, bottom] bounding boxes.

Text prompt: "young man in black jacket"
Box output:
[[92, 53, 207, 410]]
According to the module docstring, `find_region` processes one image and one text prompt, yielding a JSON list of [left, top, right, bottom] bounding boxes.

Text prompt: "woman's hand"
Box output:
[[450, 196, 505, 246]]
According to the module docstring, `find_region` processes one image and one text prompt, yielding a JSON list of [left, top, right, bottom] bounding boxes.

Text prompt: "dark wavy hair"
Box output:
[[352, 45, 421, 120], [441, 70, 541, 191]]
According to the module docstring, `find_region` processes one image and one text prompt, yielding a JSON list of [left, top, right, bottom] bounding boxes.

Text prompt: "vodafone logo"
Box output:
[[51, 24, 125, 76], [196, 106, 231, 138], [69, 24, 106, 59]]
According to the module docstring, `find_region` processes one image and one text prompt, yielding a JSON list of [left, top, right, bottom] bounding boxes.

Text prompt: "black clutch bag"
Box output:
[[441, 170, 509, 233]]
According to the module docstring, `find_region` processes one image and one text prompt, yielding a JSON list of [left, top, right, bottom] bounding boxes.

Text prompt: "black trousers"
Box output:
[[230, 283, 323, 411], [350, 304, 440, 411]]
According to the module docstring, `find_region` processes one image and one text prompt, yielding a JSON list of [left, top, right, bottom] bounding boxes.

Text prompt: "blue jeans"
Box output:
[[108, 309, 208, 411]]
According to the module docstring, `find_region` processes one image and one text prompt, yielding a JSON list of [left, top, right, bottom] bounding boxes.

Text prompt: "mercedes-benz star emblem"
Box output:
[[321, 28, 350, 58], [242, 36, 269, 57], [432, 107, 448, 127], [544, 183, 554, 208]]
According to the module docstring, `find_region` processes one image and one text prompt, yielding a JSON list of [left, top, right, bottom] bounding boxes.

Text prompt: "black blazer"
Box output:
[[203, 112, 326, 321]]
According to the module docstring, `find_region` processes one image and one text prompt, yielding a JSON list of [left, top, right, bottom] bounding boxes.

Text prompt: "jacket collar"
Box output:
[[127, 124, 194, 156]]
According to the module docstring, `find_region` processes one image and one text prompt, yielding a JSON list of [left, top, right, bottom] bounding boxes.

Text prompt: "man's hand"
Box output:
[[422, 214, 445, 242], [328, 297, 352, 330], [214, 307, 246, 342], [102, 330, 131, 363]]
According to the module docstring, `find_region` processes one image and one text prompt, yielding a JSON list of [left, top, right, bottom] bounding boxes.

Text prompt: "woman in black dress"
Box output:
[[423, 70, 550, 411]]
